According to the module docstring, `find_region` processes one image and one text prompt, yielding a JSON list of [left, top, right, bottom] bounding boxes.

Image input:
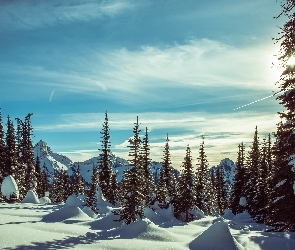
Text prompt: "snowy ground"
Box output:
[[1, 202, 295, 250]]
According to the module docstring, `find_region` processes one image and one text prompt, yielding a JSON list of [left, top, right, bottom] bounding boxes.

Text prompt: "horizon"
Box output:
[[0, 0, 283, 169]]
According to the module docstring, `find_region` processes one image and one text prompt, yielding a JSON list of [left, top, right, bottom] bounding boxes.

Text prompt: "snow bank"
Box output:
[[21, 190, 40, 204], [82, 206, 98, 218], [1, 175, 19, 201], [42, 206, 91, 222], [189, 221, 246, 250], [239, 197, 247, 206], [65, 195, 85, 207], [233, 211, 255, 223], [223, 209, 235, 220], [39, 197, 51, 204]]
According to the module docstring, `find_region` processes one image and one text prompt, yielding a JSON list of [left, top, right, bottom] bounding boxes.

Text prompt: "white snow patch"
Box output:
[[1, 175, 19, 200], [189, 221, 246, 250], [222, 209, 235, 220], [65, 195, 85, 207], [239, 197, 247, 206], [21, 190, 40, 204], [276, 179, 286, 188], [39, 196, 51, 204], [42, 206, 92, 222], [233, 211, 255, 223]]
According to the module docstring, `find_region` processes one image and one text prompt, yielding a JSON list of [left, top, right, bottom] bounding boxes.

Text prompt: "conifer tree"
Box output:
[[156, 134, 177, 207], [85, 165, 99, 213], [62, 170, 73, 201], [35, 156, 43, 198], [98, 111, 112, 202], [215, 165, 227, 215], [0, 109, 5, 185], [140, 127, 154, 206], [117, 117, 145, 224], [49, 169, 61, 203], [265, 1, 295, 231], [73, 164, 85, 195], [229, 142, 247, 214], [195, 137, 210, 214], [108, 171, 119, 205], [174, 145, 196, 221], [4, 115, 17, 177], [245, 126, 260, 216]]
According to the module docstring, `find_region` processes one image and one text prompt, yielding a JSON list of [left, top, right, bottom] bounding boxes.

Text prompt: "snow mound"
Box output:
[[21, 190, 40, 204], [1, 175, 19, 200], [90, 211, 121, 230], [223, 209, 235, 220], [189, 221, 246, 250], [233, 211, 255, 223], [239, 197, 247, 206], [65, 195, 85, 207], [42, 206, 91, 222], [39, 197, 51, 204], [82, 206, 97, 218]]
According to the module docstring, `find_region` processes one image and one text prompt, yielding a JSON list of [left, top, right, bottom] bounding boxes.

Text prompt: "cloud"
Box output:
[[0, 0, 135, 30], [36, 110, 280, 167]]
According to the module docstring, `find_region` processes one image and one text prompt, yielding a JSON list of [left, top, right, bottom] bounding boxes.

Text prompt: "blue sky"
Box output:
[[0, 0, 284, 168]]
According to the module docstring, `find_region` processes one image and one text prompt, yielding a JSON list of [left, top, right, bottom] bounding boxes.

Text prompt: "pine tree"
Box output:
[[0, 109, 5, 185], [85, 165, 99, 213], [108, 170, 119, 205], [140, 127, 154, 206], [265, 1, 295, 231], [40, 162, 50, 197], [156, 134, 177, 207], [215, 165, 227, 215], [49, 169, 61, 203], [245, 126, 260, 216], [229, 142, 247, 214], [4, 115, 17, 177], [117, 116, 145, 224], [98, 111, 112, 202], [35, 156, 43, 198], [195, 136, 210, 214], [174, 145, 196, 222], [73, 164, 85, 195]]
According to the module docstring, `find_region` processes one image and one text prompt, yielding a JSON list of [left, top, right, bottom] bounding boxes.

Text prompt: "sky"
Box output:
[[0, 0, 285, 169]]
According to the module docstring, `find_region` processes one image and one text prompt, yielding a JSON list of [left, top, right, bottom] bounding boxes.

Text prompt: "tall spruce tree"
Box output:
[[0, 109, 5, 185], [215, 165, 228, 215], [85, 165, 99, 213], [174, 145, 196, 222], [5, 115, 17, 178], [229, 142, 247, 214], [140, 127, 154, 206], [265, 1, 295, 231], [98, 111, 112, 202], [73, 164, 85, 195], [117, 116, 145, 224], [195, 137, 210, 214], [245, 126, 260, 216], [35, 156, 43, 198], [156, 134, 177, 207]]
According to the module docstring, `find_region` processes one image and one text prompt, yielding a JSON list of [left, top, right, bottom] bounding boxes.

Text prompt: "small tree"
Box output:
[[85, 165, 99, 213], [174, 145, 196, 222]]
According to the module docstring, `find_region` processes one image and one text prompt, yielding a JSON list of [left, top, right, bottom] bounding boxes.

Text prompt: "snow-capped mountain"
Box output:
[[33, 140, 171, 184]]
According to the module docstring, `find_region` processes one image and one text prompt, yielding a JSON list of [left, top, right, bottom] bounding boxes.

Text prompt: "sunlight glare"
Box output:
[[287, 56, 295, 66]]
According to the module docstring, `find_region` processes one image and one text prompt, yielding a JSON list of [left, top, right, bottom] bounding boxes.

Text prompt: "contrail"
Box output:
[[49, 90, 55, 102], [234, 90, 283, 111]]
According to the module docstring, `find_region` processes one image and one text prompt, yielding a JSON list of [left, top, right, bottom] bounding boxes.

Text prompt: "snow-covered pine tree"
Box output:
[[73, 164, 85, 195], [265, 2, 295, 230], [229, 142, 247, 214], [22, 114, 36, 194], [174, 145, 196, 222], [117, 116, 145, 224], [14, 118, 26, 199], [40, 162, 50, 197], [0, 109, 5, 185], [156, 134, 177, 207], [108, 170, 119, 205], [195, 136, 210, 214], [140, 127, 154, 206], [4, 115, 17, 178], [215, 165, 228, 215], [252, 137, 271, 223], [98, 111, 112, 202], [61, 170, 73, 201], [244, 126, 260, 217], [85, 164, 99, 213], [49, 169, 60, 203], [35, 156, 43, 198]]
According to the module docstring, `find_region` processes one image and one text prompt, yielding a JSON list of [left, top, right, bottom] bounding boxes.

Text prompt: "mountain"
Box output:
[[33, 140, 172, 184]]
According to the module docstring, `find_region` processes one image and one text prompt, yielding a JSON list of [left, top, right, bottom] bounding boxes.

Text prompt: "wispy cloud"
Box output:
[[0, 0, 135, 30], [49, 90, 55, 103]]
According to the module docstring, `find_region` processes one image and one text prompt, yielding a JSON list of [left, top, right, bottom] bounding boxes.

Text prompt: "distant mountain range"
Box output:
[[33, 140, 236, 189]]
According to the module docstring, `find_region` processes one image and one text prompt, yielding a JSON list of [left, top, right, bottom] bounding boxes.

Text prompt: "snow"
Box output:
[[65, 195, 85, 207], [276, 179, 287, 188], [1, 175, 19, 200], [293, 181, 295, 195], [21, 190, 40, 204], [1, 202, 295, 249], [239, 197, 247, 206]]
